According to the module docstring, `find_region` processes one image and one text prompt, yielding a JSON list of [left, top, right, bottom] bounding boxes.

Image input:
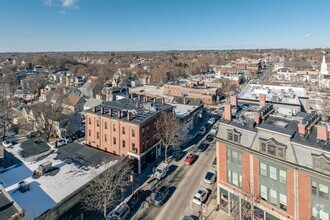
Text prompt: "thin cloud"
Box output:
[[58, 10, 66, 14], [25, 31, 35, 35], [44, 0, 53, 6], [61, 0, 79, 9], [304, 33, 311, 39]]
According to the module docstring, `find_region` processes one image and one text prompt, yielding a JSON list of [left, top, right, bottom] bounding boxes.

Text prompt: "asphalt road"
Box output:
[[132, 132, 217, 220]]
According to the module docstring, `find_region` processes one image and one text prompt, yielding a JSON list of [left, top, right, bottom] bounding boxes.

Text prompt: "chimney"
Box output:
[[259, 94, 266, 107], [298, 123, 307, 136], [109, 108, 112, 116], [93, 107, 97, 113], [130, 93, 133, 99], [230, 95, 238, 106], [145, 96, 148, 102], [138, 95, 141, 101], [254, 113, 261, 125], [118, 111, 122, 119], [317, 124, 329, 142], [223, 104, 232, 121], [127, 112, 131, 121], [153, 97, 157, 103], [162, 98, 165, 105], [100, 107, 104, 115]]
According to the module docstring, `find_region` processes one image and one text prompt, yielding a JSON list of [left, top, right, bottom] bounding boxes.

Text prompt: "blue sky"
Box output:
[[0, 0, 329, 52]]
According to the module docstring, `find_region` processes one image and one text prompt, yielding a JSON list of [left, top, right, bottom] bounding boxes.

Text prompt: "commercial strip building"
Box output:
[[237, 84, 310, 115], [85, 98, 173, 173], [215, 93, 330, 220], [164, 82, 221, 105]]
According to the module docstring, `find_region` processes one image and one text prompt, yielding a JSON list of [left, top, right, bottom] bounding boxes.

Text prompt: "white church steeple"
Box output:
[[320, 53, 328, 75]]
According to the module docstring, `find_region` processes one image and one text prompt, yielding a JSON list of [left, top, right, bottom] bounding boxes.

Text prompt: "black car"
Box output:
[[127, 189, 146, 209], [206, 134, 213, 142], [75, 130, 85, 138], [154, 186, 169, 206], [34, 139, 43, 144], [198, 143, 209, 152], [172, 147, 184, 161]]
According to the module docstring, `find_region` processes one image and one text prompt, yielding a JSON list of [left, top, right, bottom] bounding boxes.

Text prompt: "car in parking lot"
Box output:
[[198, 143, 208, 152], [206, 134, 213, 142], [172, 147, 184, 161], [204, 170, 216, 184], [127, 189, 146, 209], [2, 140, 17, 148], [193, 188, 208, 206], [56, 138, 67, 147], [154, 186, 169, 206], [197, 126, 206, 135], [184, 153, 195, 165]]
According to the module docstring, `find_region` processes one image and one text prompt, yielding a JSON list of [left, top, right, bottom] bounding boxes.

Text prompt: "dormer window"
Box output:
[[227, 129, 241, 144], [259, 138, 286, 159], [312, 153, 330, 175]]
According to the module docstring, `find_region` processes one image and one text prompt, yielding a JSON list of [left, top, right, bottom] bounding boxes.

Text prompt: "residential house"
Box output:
[[62, 93, 84, 112]]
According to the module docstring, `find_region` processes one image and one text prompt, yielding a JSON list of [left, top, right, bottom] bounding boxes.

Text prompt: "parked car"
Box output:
[[127, 189, 146, 209], [75, 130, 85, 138], [34, 138, 43, 144], [172, 147, 184, 161], [198, 143, 209, 152], [183, 216, 199, 220], [107, 203, 130, 220], [197, 126, 206, 135], [204, 170, 216, 184], [193, 188, 208, 205], [2, 140, 17, 148], [65, 136, 74, 143], [206, 134, 213, 142], [56, 138, 67, 147], [26, 133, 36, 139], [207, 117, 216, 124], [184, 153, 195, 165], [154, 186, 169, 206]]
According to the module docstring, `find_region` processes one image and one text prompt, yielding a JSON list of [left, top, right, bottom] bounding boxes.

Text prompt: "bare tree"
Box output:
[[320, 98, 330, 121], [29, 103, 68, 141], [82, 158, 133, 219], [155, 111, 183, 161]]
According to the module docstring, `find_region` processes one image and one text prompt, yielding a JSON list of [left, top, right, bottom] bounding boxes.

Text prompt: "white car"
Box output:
[[2, 140, 13, 148], [193, 188, 208, 206], [197, 126, 206, 135], [204, 170, 217, 184], [56, 138, 67, 147], [207, 118, 216, 124]]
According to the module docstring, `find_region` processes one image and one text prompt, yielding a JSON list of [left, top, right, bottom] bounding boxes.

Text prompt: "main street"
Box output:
[[132, 132, 218, 220]]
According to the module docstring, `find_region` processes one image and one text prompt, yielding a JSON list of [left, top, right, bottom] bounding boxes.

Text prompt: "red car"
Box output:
[[184, 153, 195, 165]]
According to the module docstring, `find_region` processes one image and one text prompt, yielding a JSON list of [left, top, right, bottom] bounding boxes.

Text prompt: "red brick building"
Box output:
[[216, 96, 330, 220], [85, 98, 173, 173]]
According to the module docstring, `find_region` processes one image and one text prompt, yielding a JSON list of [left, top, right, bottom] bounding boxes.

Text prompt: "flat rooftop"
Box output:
[[0, 189, 21, 220], [172, 103, 200, 119], [130, 85, 165, 97], [87, 99, 173, 125], [238, 84, 308, 105], [0, 142, 118, 218]]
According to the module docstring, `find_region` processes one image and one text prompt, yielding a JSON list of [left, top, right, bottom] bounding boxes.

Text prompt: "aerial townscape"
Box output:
[[0, 1, 330, 220]]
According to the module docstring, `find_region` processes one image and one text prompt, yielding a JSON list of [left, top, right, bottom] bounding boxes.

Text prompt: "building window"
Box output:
[[269, 166, 277, 181], [104, 134, 107, 142], [227, 129, 241, 144], [88, 117, 91, 125], [113, 137, 116, 145], [311, 179, 330, 220], [132, 143, 135, 149], [122, 140, 126, 148], [280, 170, 287, 184], [147, 125, 150, 134], [312, 181, 318, 195], [260, 162, 267, 176], [122, 127, 126, 135], [269, 189, 277, 206], [261, 185, 268, 201], [96, 132, 99, 139], [88, 130, 91, 137], [227, 170, 242, 188], [132, 129, 135, 137], [319, 184, 329, 200], [259, 140, 286, 159], [96, 120, 99, 127], [113, 124, 117, 132], [326, 163, 330, 175], [226, 148, 242, 188], [280, 194, 287, 211], [313, 156, 330, 174], [105, 122, 108, 129]]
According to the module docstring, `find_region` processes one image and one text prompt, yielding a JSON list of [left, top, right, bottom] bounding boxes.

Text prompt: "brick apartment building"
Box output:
[[85, 98, 173, 173], [216, 95, 330, 220], [164, 82, 221, 105]]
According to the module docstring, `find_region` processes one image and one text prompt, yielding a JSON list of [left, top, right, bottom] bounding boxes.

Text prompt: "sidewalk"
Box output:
[[202, 198, 234, 220]]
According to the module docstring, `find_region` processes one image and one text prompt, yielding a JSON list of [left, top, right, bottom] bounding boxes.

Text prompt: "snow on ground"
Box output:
[[0, 143, 117, 218]]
